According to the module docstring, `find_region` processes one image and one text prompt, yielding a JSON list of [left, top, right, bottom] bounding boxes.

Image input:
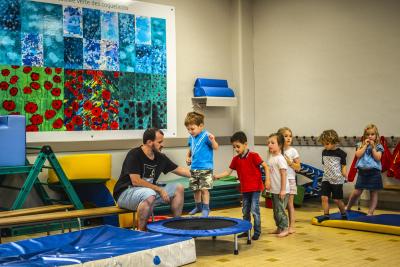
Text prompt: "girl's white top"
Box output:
[[284, 147, 299, 180]]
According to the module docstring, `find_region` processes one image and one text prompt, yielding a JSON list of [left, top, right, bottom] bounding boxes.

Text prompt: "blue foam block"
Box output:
[[0, 115, 26, 167]]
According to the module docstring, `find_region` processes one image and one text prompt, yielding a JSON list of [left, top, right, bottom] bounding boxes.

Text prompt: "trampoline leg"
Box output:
[[212, 236, 217, 240], [234, 234, 239, 255], [247, 230, 251, 244]]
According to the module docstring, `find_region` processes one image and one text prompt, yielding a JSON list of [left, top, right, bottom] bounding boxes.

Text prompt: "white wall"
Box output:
[[253, 0, 400, 137]]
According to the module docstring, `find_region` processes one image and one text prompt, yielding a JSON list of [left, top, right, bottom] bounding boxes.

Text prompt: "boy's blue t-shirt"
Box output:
[[356, 143, 384, 170], [188, 130, 213, 170]]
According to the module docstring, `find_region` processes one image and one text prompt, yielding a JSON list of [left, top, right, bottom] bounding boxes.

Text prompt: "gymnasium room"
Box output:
[[0, 0, 399, 266]]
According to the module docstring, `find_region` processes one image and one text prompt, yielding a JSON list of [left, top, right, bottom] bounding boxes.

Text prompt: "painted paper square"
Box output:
[[84, 39, 101, 70], [136, 45, 152, 74], [44, 35, 64, 67], [100, 40, 119, 71], [135, 16, 151, 45], [0, 0, 20, 32], [151, 18, 166, 47], [101, 11, 118, 41], [64, 37, 83, 69], [0, 30, 21, 65], [119, 100, 135, 130], [83, 8, 101, 40], [135, 100, 151, 129], [118, 72, 135, 100], [63, 6, 83, 38], [21, 33, 43, 66]]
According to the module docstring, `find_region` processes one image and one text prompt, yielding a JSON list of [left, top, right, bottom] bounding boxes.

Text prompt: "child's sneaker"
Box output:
[[317, 214, 330, 223], [201, 208, 209, 217], [341, 213, 348, 220], [251, 235, 260, 240], [189, 203, 202, 215]]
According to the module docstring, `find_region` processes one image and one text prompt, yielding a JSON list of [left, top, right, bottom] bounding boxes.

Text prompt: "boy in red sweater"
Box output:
[[214, 131, 270, 240]]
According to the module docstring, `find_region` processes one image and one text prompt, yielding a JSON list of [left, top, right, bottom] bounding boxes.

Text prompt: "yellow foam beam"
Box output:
[[311, 217, 400, 235]]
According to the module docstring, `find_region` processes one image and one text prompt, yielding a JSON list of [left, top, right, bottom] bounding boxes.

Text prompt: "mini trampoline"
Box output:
[[147, 216, 252, 255], [312, 210, 400, 235]]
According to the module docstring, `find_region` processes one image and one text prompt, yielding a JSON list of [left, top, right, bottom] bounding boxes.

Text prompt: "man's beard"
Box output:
[[152, 144, 163, 152]]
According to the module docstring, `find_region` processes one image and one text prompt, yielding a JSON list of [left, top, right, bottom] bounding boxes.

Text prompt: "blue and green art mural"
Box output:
[[0, 0, 167, 131]]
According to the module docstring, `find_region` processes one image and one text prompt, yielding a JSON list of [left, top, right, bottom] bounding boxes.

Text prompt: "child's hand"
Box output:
[[186, 156, 192, 166], [369, 140, 375, 148], [208, 133, 215, 142], [213, 174, 219, 180], [279, 190, 286, 200], [264, 181, 271, 190]]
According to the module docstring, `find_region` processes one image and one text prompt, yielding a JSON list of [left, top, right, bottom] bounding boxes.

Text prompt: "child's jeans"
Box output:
[[272, 193, 289, 230], [242, 191, 261, 236]]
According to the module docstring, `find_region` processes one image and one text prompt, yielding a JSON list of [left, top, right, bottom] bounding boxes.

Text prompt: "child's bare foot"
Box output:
[[277, 229, 289, 237], [269, 229, 280, 234], [288, 228, 296, 234]]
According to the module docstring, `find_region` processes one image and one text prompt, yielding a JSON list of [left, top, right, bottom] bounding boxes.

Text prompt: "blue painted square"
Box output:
[[43, 4, 63, 37], [64, 37, 83, 69], [63, 6, 82, 38], [100, 40, 119, 71], [135, 16, 151, 45], [83, 8, 100, 40], [21, 0, 44, 33], [84, 39, 100, 70], [151, 18, 166, 47], [119, 43, 135, 72], [135, 45, 152, 74], [119, 13, 135, 46], [151, 46, 166, 75], [21, 33, 43, 66], [44, 35, 64, 67], [0, 0, 20, 31], [101, 11, 118, 41], [0, 30, 21, 65]]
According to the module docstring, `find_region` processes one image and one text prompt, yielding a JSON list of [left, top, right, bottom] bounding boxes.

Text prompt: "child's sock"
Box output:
[[201, 204, 210, 217], [189, 202, 202, 215], [341, 212, 348, 220], [317, 214, 330, 223]]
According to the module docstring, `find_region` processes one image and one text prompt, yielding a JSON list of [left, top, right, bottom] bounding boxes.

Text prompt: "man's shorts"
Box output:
[[189, 169, 213, 190], [289, 179, 297, 195], [321, 181, 343, 200], [117, 183, 179, 211]]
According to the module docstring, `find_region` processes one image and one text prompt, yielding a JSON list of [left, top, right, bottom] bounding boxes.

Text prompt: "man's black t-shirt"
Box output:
[[113, 146, 178, 201]]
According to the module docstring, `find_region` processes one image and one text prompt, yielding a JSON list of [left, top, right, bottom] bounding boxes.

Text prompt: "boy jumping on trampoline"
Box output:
[[185, 111, 219, 217], [214, 131, 270, 240], [318, 129, 348, 222]]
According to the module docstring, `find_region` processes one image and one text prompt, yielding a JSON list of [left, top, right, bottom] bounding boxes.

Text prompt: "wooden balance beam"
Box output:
[[0, 204, 74, 219]]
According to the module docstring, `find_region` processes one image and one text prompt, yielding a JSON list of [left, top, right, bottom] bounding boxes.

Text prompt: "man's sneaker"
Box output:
[[251, 235, 260, 240], [317, 214, 330, 223], [237, 232, 248, 238]]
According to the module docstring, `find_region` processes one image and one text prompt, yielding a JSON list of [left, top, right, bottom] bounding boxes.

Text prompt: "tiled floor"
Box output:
[[189, 199, 400, 266], [2, 199, 400, 266]]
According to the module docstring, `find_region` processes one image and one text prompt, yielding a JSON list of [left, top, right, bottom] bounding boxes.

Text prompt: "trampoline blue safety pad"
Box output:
[[0, 225, 196, 266], [147, 216, 252, 237]]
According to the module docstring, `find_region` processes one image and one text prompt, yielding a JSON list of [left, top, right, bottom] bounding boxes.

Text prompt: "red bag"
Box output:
[[380, 136, 393, 172], [387, 142, 400, 179], [347, 155, 358, 182]]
